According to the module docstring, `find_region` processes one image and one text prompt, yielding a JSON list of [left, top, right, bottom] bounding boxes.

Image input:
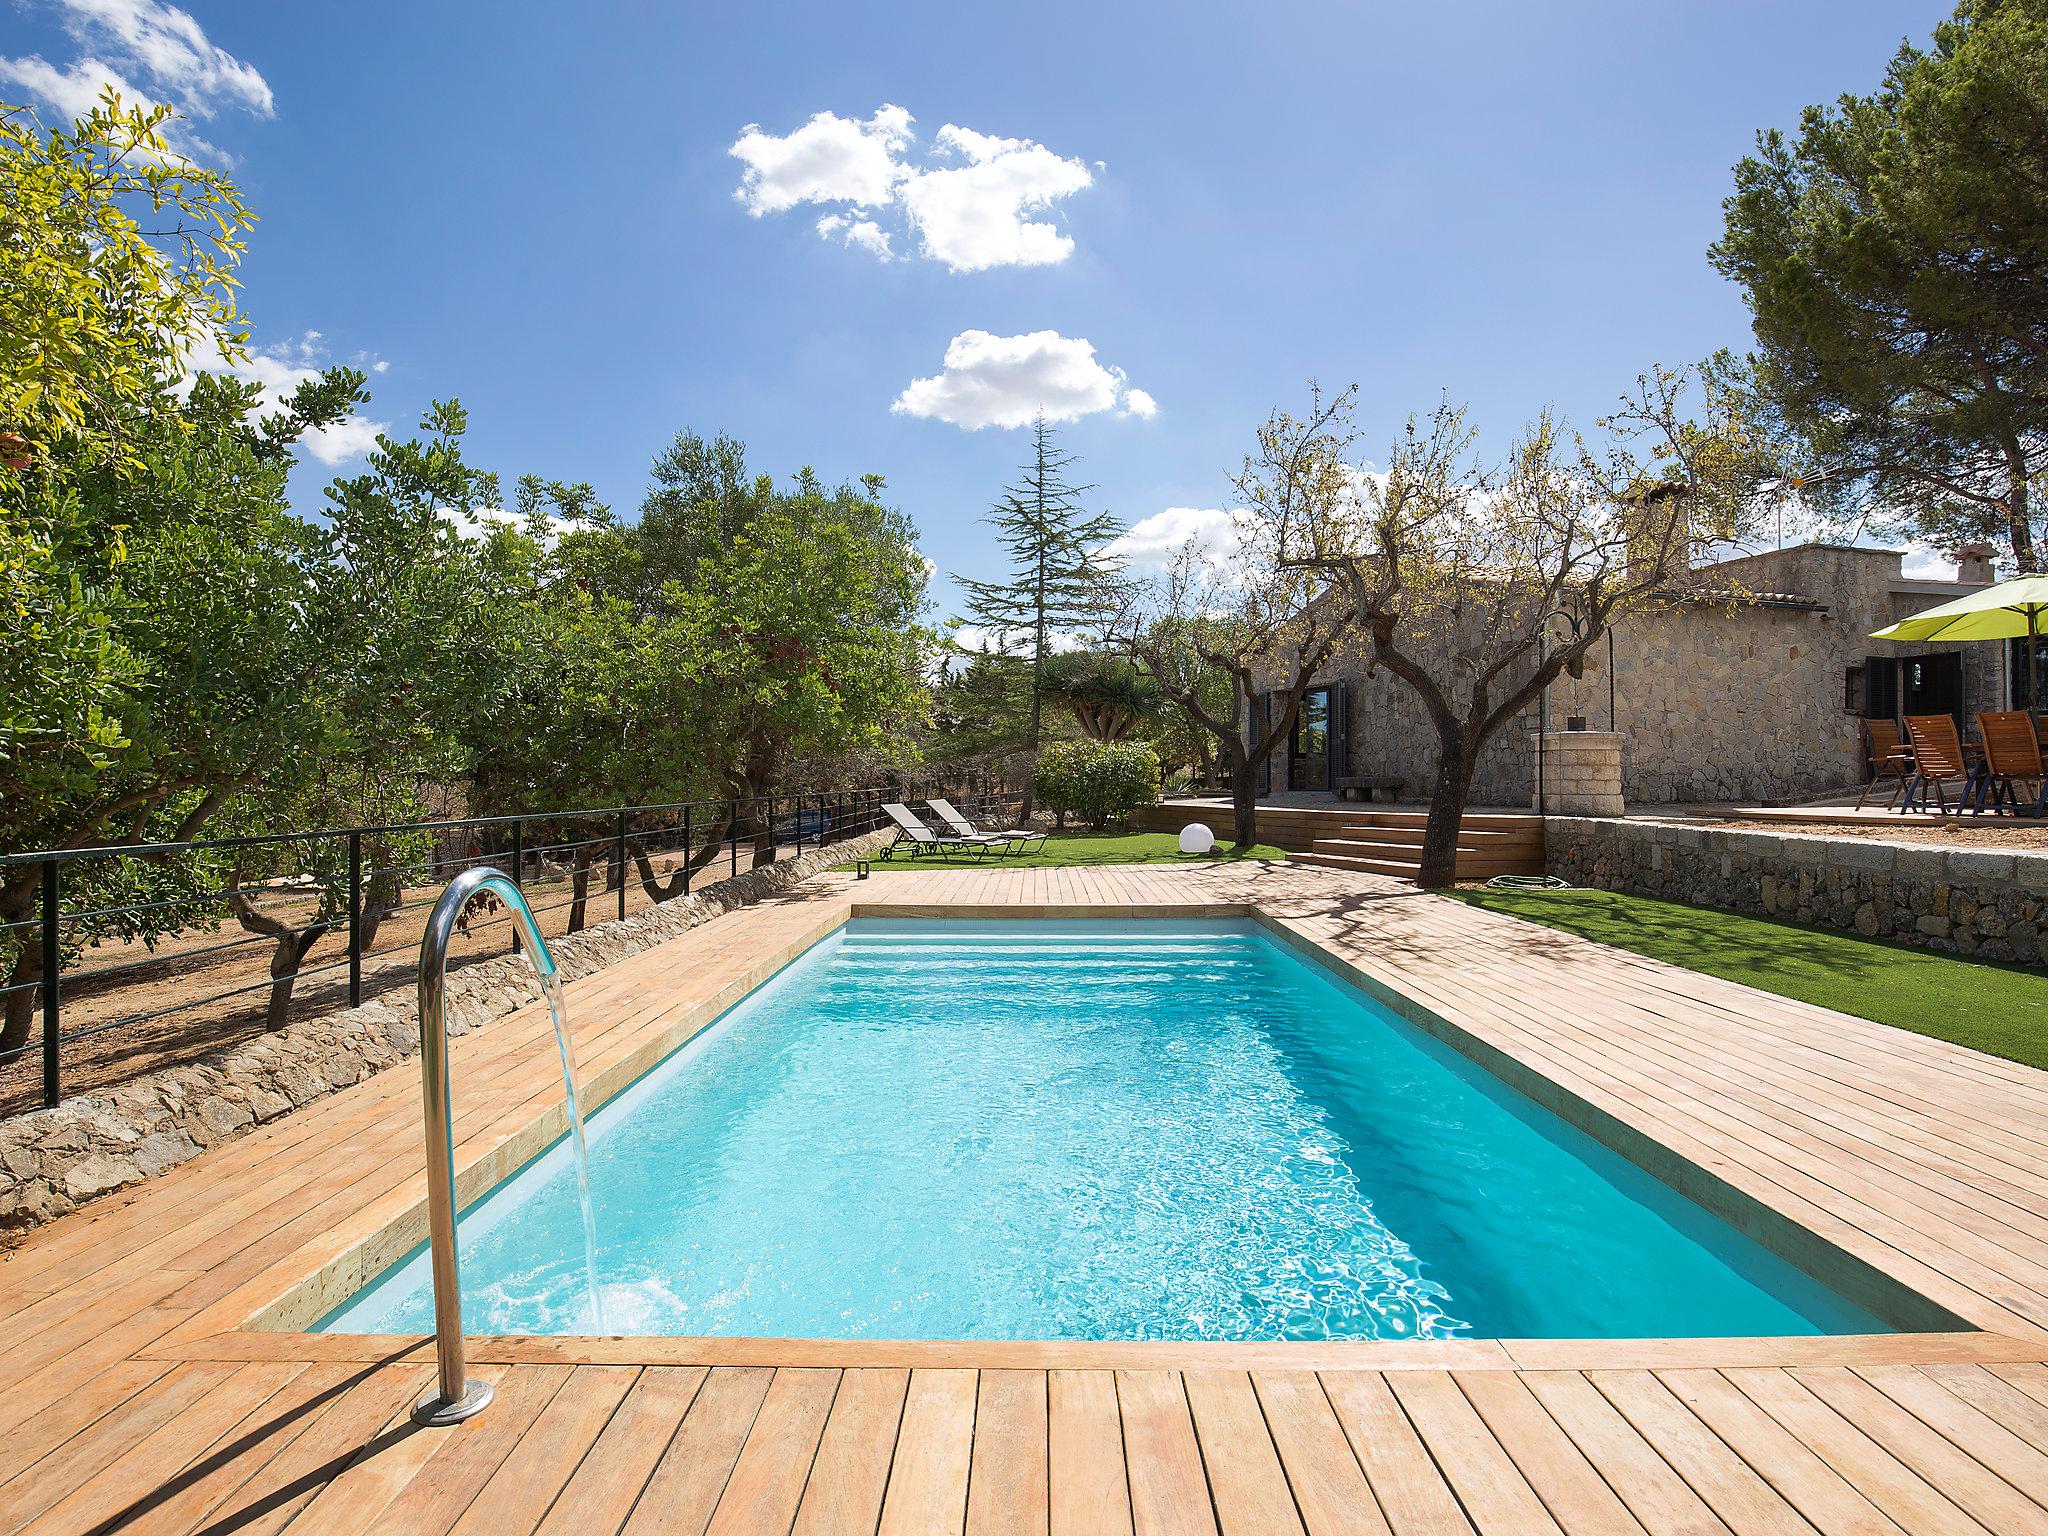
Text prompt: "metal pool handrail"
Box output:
[[412, 865, 558, 1425]]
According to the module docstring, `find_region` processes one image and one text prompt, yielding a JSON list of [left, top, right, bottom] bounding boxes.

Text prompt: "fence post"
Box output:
[[730, 800, 739, 880], [681, 806, 692, 895], [510, 818, 524, 954], [40, 858, 59, 1109], [616, 811, 628, 922], [347, 832, 363, 1007]]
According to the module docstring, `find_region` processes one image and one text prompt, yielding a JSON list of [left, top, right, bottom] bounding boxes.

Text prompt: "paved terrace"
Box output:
[[2, 862, 2047, 1534]]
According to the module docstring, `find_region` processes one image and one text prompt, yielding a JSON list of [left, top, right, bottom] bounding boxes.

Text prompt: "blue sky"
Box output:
[[4, 0, 1947, 612]]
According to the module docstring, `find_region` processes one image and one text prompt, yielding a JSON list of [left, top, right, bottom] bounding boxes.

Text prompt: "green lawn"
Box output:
[[1455, 887, 2048, 1071], [835, 829, 1285, 872]]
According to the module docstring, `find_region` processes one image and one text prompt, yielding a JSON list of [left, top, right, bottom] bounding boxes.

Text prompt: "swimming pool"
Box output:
[[321, 918, 1894, 1341]]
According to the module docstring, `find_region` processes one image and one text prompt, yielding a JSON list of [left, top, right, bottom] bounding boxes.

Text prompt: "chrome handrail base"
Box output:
[[412, 1377, 495, 1426]]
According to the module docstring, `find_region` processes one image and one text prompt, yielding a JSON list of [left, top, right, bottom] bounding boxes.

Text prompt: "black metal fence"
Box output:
[[0, 785, 1001, 1113]]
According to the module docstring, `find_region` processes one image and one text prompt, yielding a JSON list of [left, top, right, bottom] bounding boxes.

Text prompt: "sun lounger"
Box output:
[[878, 802, 1008, 860], [927, 798, 1047, 855]]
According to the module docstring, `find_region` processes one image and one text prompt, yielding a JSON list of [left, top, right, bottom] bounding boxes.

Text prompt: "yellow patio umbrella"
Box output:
[[1870, 573, 2048, 711]]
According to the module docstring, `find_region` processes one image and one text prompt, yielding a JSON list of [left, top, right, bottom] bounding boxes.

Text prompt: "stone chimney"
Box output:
[[1954, 542, 1997, 585]]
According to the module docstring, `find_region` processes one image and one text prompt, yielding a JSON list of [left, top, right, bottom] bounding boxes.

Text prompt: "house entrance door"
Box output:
[[1290, 687, 1332, 790]]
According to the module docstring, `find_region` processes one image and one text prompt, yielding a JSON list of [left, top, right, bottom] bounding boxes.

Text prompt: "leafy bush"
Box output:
[[1033, 740, 1160, 829]]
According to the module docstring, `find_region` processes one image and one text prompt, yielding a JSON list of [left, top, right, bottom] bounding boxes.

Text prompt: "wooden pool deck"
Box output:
[[4, 861, 2048, 1534]]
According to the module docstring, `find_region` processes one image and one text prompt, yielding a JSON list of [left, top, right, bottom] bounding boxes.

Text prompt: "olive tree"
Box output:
[[1113, 391, 1360, 848], [1273, 370, 1763, 887]]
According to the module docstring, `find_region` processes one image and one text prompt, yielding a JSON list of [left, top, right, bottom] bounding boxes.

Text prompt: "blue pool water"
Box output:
[[322, 919, 1891, 1341]]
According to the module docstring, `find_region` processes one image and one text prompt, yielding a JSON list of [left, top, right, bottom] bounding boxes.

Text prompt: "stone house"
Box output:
[[1265, 542, 2021, 807]]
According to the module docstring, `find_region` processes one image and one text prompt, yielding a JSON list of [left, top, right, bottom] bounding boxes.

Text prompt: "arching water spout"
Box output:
[[411, 865, 603, 1425]]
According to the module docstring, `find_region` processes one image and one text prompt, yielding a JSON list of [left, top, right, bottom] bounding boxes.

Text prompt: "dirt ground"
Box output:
[[3, 835, 808, 1117], [1705, 817, 2048, 849]]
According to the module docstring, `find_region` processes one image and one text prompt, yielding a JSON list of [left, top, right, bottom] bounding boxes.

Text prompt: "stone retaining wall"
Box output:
[[1547, 817, 2046, 965], [0, 829, 894, 1231]]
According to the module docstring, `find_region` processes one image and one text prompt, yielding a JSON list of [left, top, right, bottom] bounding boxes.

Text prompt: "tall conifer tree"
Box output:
[[954, 418, 1125, 811]]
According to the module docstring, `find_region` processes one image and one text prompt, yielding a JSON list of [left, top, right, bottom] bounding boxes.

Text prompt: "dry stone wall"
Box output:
[[0, 829, 894, 1232], [1547, 817, 2046, 965]]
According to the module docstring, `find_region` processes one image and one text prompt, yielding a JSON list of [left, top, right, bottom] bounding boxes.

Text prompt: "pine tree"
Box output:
[[954, 418, 1126, 812]]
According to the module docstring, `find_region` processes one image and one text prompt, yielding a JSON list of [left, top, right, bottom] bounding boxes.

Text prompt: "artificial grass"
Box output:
[[1455, 886, 2048, 1072], [833, 829, 1285, 873]]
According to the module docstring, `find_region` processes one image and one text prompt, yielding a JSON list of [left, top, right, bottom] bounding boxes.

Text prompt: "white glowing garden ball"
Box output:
[[1178, 822, 1217, 856]]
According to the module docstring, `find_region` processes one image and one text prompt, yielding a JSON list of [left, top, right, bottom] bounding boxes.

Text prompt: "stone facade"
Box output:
[[1289, 544, 2008, 806], [0, 829, 895, 1232], [1547, 816, 2045, 964]]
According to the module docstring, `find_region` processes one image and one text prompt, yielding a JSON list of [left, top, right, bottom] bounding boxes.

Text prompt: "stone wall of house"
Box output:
[[0, 829, 894, 1232], [1301, 545, 2003, 807], [1546, 816, 2045, 964]]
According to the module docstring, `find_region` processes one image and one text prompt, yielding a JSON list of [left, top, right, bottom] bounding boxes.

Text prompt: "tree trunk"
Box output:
[[224, 883, 336, 1033], [1230, 768, 1260, 850], [566, 843, 596, 932], [1415, 748, 1476, 890], [0, 874, 41, 1054]]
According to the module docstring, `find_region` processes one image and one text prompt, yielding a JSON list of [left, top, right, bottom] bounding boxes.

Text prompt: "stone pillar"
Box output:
[[1531, 730, 1625, 817]]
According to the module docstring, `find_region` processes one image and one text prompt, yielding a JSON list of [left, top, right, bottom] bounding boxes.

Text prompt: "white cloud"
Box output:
[[0, 52, 145, 123], [442, 505, 582, 547], [896, 124, 1093, 272], [892, 330, 1156, 431], [816, 212, 893, 260], [731, 105, 912, 214], [730, 105, 1094, 271], [1105, 507, 1253, 573], [183, 328, 391, 467], [1899, 541, 1955, 580], [1120, 387, 1158, 420], [1, 0, 271, 157]]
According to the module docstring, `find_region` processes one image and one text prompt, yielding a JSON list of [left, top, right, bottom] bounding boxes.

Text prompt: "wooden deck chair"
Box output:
[[878, 802, 1007, 860], [1976, 710, 2047, 817], [1855, 718, 1915, 810], [926, 798, 1046, 856], [1901, 715, 1974, 813]]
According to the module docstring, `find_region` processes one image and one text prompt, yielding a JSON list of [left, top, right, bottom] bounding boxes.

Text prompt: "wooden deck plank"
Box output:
[[1790, 1366, 2048, 1535], [369, 1364, 574, 1535], [448, 1364, 639, 1536], [1586, 1370, 1821, 1536], [704, 1367, 842, 1536], [1117, 1370, 1218, 1536], [186, 1361, 434, 1536], [877, 1367, 977, 1536], [1720, 1367, 1993, 1536], [1049, 1369, 1133, 1536], [1318, 1371, 1475, 1536], [620, 1364, 774, 1536], [1517, 1370, 1734, 1536], [1386, 1370, 1562, 1536], [115, 1360, 367, 1536], [967, 1369, 1050, 1536], [1452, 1369, 1647, 1536], [1250, 1371, 1390, 1536], [533, 1365, 707, 1536], [793, 1367, 910, 1536], [1183, 1370, 1305, 1536]]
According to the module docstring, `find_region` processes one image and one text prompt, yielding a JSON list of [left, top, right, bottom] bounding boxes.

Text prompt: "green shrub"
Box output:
[[1033, 740, 1160, 829]]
